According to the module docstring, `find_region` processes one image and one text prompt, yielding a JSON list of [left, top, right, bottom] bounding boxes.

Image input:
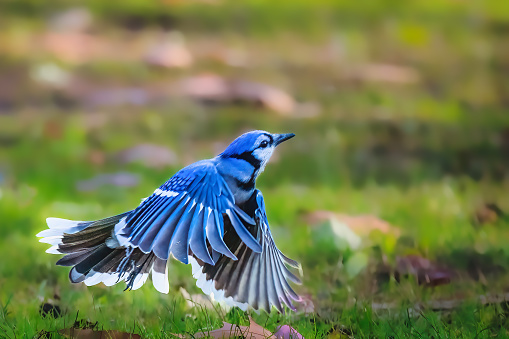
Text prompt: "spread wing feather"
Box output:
[[190, 189, 302, 312], [117, 160, 259, 264]]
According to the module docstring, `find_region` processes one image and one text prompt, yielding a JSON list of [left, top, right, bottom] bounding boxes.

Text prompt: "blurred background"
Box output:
[[1, 0, 509, 336]]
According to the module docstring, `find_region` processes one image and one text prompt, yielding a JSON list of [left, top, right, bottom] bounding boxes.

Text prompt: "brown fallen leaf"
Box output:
[[206, 47, 248, 67], [335, 214, 398, 236], [200, 318, 274, 338], [58, 320, 141, 339], [41, 32, 106, 64], [499, 127, 509, 155], [345, 63, 420, 84], [294, 294, 315, 314], [173, 317, 275, 338], [395, 255, 453, 287], [43, 120, 63, 140], [144, 32, 193, 68], [88, 150, 106, 166], [177, 73, 230, 101], [474, 202, 503, 225], [38, 31, 147, 65], [179, 287, 217, 310], [175, 74, 295, 115], [59, 328, 141, 339], [230, 80, 294, 115], [305, 211, 399, 237], [372, 292, 509, 313]]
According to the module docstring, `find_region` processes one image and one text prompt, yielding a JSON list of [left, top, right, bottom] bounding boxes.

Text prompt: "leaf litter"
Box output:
[[54, 316, 305, 338]]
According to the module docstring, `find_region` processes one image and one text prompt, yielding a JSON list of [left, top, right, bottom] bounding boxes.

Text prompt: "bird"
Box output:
[[37, 130, 302, 312]]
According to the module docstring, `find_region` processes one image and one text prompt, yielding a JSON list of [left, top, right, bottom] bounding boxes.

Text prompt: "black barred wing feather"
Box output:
[[190, 190, 302, 312], [116, 160, 260, 265]]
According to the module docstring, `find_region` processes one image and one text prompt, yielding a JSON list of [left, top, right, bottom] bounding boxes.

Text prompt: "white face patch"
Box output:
[[250, 134, 276, 174], [252, 145, 276, 174]]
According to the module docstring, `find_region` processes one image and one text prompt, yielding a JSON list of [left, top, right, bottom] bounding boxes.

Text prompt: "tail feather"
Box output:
[[58, 232, 110, 254], [37, 219, 91, 238], [90, 248, 126, 273], [40, 236, 65, 245], [38, 212, 169, 293], [70, 244, 114, 283], [56, 249, 96, 266], [46, 218, 89, 229], [151, 257, 169, 293]]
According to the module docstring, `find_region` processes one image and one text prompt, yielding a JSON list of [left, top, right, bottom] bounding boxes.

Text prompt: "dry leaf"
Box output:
[[88, 150, 106, 166], [177, 74, 232, 102], [334, 214, 399, 236], [144, 32, 193, 68], [294, 294, 315, 314], [60, 328, 141, 339], [43, 120, 63, 140], [396, 255, 453, 287], [181, 317, 274, 338], [346, 63, 420, 84], [179, 287, 217, 310], [305, 211, 399, 237], [474, 203, 503, 225], [176, 74, 295, 114], [230, 80, 294, 115], [41, 32, 106, 64]]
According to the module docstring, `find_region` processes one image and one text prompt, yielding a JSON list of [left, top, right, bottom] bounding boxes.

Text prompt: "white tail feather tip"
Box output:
[[37, 229, 66, 238], [103, 274, 120, 286], [39, 236, 62, 245], [152, 269, 169, 294], [46, 217, 83, 229], [46, 245, 61, 254], [132, 273, 149, 290], [84, 270, 104, 286]]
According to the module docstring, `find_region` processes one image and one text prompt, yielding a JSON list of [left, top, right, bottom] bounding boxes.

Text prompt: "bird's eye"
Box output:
[[259, 140, 269, 148]]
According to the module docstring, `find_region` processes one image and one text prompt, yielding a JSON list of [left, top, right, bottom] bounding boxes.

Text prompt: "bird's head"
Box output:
[[219, 130, 295, 176]]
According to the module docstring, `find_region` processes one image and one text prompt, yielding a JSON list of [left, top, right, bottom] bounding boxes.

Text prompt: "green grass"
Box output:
[[1, 0, 509, 337]]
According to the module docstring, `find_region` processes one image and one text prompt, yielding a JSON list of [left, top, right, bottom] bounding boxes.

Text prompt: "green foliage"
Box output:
[[1, 0, 509, 336]]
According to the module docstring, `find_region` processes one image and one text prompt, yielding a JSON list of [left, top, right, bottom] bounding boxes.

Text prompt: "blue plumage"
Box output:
[[37, 130, 301, 312]]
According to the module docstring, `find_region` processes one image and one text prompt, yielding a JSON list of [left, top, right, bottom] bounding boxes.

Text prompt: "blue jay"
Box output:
[[37, 130, 302, 312]]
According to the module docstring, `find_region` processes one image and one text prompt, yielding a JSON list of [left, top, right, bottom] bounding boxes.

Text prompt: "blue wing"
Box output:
[[116, 160, 260, 265], [190, 189, 302, 312]]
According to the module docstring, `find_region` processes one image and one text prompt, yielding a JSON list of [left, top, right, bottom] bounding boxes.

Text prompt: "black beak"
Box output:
[[274, 133, 295, 146]]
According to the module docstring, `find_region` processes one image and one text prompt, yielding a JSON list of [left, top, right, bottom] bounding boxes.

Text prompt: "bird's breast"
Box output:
[[232, 186, 254, 206], [221, 175, 254, 206], [215, 157, 257, 206]]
